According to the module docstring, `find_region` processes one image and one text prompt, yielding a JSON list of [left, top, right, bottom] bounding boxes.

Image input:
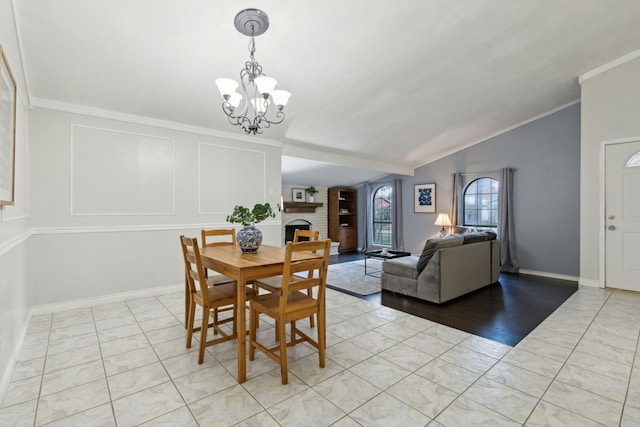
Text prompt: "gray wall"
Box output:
[[359, 103, 581, 277]]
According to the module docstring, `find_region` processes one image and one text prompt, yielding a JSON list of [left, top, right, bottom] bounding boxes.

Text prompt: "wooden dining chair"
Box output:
[[200, 228, 238, 324], [249, 239, 331, 384], [180, 235, 256, 364], [255, 228, 320, 327]]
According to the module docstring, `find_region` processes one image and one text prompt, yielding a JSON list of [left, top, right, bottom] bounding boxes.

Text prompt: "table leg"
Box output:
[[237, 272, 247, 383]]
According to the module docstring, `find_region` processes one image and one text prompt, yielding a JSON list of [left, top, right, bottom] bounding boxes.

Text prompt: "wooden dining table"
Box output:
[[197, 243, 320, 383]]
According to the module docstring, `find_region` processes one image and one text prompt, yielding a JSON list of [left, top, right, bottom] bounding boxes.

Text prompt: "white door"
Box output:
[[605, 140, 640, 291]]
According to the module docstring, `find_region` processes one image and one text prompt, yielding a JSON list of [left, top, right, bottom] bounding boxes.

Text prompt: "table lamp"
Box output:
[[434, 213, 452, 237]]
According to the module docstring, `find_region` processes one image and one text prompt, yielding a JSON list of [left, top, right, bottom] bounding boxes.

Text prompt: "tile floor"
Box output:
[[1, 286, 639, 426]]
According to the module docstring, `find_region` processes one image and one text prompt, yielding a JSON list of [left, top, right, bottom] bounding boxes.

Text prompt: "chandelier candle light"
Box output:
[[215, 9, 291, 135]]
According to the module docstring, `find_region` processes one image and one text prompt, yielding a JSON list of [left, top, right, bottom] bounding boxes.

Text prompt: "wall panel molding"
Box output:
[[198, 143, 267, 215], [70, 124, 176, 216], [30, 222, 280, 235], [0, 230, 31, 257]]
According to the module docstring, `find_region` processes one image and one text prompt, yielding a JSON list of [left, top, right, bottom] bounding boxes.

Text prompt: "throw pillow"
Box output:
[[416, 234, 464, 274]]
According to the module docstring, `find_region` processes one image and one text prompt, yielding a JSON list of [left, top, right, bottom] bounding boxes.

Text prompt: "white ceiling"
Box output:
[[14, 0, 640, 187]]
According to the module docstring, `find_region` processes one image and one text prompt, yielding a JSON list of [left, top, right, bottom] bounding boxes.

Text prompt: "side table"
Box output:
[[364, 250, 412, 277]]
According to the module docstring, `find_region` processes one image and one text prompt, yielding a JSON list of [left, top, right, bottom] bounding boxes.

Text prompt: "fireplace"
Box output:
[[284, 219, 311, 243]]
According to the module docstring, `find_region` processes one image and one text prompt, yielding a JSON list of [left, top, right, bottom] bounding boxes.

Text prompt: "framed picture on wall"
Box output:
[[0, 44, 17, 206], [414, 183, 436, 213], [292, 188, 305, 202]]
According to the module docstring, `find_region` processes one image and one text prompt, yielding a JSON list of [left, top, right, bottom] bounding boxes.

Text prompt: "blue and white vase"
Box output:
[[237, 226, 263, 253]]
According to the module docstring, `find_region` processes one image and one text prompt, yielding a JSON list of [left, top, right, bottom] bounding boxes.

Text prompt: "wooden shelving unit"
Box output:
[[328, 187, 357, 252]]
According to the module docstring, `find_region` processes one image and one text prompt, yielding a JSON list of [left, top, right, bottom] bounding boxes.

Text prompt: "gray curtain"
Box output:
[[391, 179, 404, 251], [362, 182, 374, 252], [499, 167, 519, 272], [451, 173, 462, 227]]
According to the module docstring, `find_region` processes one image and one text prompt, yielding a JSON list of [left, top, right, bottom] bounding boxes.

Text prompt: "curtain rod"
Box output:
[[453, 168, 515, 176]]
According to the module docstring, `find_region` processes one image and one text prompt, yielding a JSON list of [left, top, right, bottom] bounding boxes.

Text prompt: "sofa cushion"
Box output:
[[462, 231, 497, 244], [453, 226, 477, 234], [382, 256, 420, 279], [416, 234, 464, 274]]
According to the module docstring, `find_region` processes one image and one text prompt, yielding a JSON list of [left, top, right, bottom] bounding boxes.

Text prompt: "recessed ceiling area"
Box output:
[[13, 0, 640, 186]]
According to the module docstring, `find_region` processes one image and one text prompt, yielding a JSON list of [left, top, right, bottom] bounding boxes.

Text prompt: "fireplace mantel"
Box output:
[[282, 202, 323, 213]]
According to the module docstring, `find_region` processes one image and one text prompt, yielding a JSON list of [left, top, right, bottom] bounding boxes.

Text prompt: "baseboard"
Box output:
[[578, 277, 604, 288], [30, 283, 183, 315], [517, 269, 579, 282], [0, 315, 31, 407]]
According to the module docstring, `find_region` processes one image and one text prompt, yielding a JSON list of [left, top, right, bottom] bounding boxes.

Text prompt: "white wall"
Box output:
[[0, 0, 32, 400], [580, 54, 640, 286], [28, 107, 283, 306]]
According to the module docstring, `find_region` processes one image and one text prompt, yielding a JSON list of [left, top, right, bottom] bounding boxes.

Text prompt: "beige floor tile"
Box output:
[[463, 377, 538, 423], [103, 345, 159, 376], [35, 378, 110, 426], [542, 380, 623, 426], [435, 395, 521, 426], [267, 388, 345, 427], [416, 358, 482, 394], [112, 381, 185, 426], [484, 361, 552, 398], [350, 392, 431, 427], [241, 368, 309, 408], [349, 355, 411, 389], [387, 373, 458, 419], [40, 359, 104, 396], [556, 363, 629, 403], [378, 342, 434, 372], [326, 340, 375, 368], [42, 403, 115, 427], [173, 361, 239, 403], [0, 399, 37, 427], [1, 375, 42, 408], [190, 384, 263, 426], [313, 370, 382, 413], [525, 401, 607, 427], [107, 361, 170, 400]]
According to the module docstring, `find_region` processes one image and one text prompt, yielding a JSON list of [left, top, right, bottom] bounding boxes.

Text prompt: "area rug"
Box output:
[[326, 259, 383, 296]]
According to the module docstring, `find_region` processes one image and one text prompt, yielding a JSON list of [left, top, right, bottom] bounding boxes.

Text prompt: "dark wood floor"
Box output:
[[329, 252, 578, 347]]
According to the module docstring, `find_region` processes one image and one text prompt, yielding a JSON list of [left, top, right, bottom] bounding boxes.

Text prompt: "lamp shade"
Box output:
[[215, 78, 238, 97], [434, 213, 452, 227], [254, 76, 277, 95], [271, 90, 291, 107], [227, 92, 243, 108]]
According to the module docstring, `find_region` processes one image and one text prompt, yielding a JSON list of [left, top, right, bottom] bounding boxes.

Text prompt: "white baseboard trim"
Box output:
[[0, 315, 31, 407], [30, 283, 183, 315], [578, 277, 604, 288], [517, 269, 579, 282]]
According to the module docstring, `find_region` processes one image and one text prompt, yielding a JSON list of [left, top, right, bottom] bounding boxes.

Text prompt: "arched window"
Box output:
[[463, 177, 499, 230], [372, 185, 392, 246]]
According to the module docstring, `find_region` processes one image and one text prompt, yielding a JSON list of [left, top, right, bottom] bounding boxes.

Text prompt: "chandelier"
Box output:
[[215, 9, 291, 135]]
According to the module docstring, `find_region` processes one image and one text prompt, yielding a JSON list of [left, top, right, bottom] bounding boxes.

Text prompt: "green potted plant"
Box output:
[[304, 186, 319, 203], [226, 203, 276, 253]]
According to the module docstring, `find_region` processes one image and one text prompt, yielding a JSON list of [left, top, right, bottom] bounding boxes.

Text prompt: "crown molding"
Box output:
[[579, 49, 640, 85], [31, 97, 283, 148]]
